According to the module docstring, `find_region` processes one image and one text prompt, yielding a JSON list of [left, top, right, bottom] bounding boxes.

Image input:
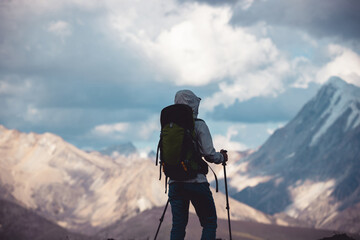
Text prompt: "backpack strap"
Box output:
[[179, 128, 191, 168], [159, 162, 163, 181], [156, 138, 160, 166], [165, 176, 168, 194], [207, 163, 218, 192], [156, 138, 162, 180]]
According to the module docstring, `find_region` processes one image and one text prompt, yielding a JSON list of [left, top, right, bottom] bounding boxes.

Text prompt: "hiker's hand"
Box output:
[[220, 149, 228, 163]]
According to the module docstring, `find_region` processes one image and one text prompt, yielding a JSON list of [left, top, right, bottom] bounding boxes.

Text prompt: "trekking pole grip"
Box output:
[[220, 149, 228, 166]]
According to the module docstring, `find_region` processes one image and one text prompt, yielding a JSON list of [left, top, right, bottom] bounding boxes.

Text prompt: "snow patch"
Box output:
[[285, 152, 295, 159], [57, 221, 68, 228], [346, 102, 360, 130], [38, 135, 58, 155], [137, 197, 152, 212], [230, 161, 249, 174], [274, 177, 284, 187], [225, 161, 274, 192], [285, 179, 336, 218], [229, 174, 273, 192]]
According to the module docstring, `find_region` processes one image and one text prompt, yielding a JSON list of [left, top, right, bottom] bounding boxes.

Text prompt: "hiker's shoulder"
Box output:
[[194, 118, 209, 131], [195, 118, 207, 126]]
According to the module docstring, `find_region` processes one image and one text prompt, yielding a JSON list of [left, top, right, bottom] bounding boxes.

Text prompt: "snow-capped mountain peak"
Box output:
[[310, 77, 360, 146]]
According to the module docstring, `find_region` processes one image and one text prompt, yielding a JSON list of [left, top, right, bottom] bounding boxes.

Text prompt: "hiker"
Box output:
[[168, 90, 228, 240]]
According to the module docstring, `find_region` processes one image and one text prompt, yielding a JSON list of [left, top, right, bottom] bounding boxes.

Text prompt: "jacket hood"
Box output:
[[174, 90, 201, 118]]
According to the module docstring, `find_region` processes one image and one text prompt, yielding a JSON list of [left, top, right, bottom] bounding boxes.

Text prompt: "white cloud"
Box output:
[[266, 123, 284, 135], [91, 117, 160, 141], [316, 45, 360, 87], [239, 0, 255, 10], [107, 1, 288, 88], [25, 105, 42, 123], [2, 0, 101, 15], [93, 122, 129, 136], [0, 75, 38, 95], [202, 57, 290, 111], [47, 20, 72, 41], [0, 76, 47, 126], [290, 56, 317, 88], [105, 1, 293, 112], [213, 126, 248, 151], [151, 9, 283, 87], [138, 116, 160, 140]]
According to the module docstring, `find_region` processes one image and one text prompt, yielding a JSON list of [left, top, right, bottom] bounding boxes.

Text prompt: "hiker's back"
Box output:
[[156, 104, 206, 181]]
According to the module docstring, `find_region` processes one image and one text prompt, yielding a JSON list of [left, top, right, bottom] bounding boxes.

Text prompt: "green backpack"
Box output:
[[156, 104, 208, 182]]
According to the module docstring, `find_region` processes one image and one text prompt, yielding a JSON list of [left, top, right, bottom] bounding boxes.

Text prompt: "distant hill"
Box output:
[[0, 199, 94, 240]]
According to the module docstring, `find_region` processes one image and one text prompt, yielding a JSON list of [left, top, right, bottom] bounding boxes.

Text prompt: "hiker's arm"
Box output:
[[196, 121, 224, 164]]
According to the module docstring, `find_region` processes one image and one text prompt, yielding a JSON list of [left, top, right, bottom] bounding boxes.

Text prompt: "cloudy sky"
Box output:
[[1, 0, 359, 155]]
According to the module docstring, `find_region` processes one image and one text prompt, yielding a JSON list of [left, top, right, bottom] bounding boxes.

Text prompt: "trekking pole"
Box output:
[[222, 150, 232, 240], [154, 199, 170, 240]]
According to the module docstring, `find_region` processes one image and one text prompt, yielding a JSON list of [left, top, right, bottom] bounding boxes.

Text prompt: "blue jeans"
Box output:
[[168, 182, 217, 240]]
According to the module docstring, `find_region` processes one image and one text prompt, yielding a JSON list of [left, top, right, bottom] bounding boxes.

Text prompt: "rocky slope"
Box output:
[[0, 126, 166, 234]]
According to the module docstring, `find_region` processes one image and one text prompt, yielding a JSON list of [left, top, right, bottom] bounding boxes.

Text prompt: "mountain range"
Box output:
[[0, 77, 359, 238], [0, 125, 287, 236]]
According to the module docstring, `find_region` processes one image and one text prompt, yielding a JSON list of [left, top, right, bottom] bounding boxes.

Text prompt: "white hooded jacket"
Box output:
[[172, 90, 224, 183]]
